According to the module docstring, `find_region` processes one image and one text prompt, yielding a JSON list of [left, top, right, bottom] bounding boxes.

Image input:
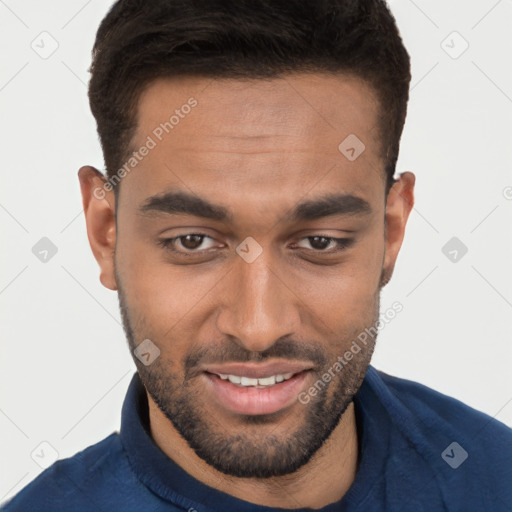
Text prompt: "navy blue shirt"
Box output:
[[3, 366, 511, 511]]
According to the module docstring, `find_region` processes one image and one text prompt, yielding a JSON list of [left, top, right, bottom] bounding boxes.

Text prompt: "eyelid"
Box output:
[[293, 236, 353, 252]]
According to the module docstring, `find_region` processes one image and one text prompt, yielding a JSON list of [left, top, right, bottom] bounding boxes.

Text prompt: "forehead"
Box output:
[[120, 73, 384, 214], [135, 73, 380, 149]]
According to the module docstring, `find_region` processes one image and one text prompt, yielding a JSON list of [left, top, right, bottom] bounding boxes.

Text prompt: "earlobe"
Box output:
[[380, 171, 415, 288], [78, 166, 118, 291]]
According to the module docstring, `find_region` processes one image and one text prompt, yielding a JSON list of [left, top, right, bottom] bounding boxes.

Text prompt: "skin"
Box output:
[[78, 73, 415, 509]]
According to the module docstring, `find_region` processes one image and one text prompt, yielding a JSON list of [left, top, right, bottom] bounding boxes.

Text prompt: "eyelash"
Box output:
[[157, 234, 353, 256]]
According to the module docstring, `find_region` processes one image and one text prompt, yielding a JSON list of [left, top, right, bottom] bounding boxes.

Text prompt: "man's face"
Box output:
[[82, 73, 414, 478]]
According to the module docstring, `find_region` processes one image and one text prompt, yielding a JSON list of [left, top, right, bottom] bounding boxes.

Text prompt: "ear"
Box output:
[[78, 166, 117, 291], [380, 171, 415, 288]]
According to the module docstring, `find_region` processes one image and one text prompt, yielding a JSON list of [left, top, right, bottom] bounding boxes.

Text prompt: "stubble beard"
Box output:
[[117, 277, 378, 478]]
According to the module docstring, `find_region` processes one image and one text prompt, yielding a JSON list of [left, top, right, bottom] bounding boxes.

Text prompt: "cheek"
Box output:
[[117, 234, 222, 338], [299, 230, 383, 304], [293, 236, 383, 346]]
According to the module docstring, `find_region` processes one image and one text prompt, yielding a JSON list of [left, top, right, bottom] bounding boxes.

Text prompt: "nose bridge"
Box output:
[[216, 248, 298, 352]]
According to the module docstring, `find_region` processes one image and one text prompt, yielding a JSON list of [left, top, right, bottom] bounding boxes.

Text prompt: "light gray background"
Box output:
[[1, 0, 511, 503]]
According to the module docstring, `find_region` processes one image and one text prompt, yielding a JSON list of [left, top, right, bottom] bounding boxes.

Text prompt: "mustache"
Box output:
[[184, 336, 327, 376]]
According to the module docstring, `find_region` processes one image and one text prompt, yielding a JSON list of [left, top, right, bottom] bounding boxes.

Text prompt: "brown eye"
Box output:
[[158, 233, 216, 253], [179, 234, 206, 250], [296, 236, 353, 252], [307, 236, 332, 250]]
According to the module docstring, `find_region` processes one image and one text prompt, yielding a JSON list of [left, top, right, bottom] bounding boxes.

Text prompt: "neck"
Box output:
[[148, 398, 359, 509]]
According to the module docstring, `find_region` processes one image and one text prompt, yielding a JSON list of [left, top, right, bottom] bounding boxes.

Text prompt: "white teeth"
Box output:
[[217, 373, 296, 387], [257, 376, 276, 386], [240, 376, 258, 386]]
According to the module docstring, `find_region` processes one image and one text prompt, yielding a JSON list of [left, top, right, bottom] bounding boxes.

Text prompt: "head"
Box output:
[[79, 0, 415, 478]]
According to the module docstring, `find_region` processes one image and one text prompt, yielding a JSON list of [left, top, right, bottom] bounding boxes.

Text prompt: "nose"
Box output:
[[215, 247, 301, 353]]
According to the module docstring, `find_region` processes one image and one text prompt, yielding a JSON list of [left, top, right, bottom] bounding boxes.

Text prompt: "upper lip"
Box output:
[[202, 361, 314, 379]]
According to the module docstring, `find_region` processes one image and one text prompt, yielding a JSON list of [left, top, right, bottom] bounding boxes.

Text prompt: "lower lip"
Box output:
[[204, 371, 310, 416]]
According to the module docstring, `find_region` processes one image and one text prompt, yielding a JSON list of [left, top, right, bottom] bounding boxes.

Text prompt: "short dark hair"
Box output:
[[88, 0, 410, 195]]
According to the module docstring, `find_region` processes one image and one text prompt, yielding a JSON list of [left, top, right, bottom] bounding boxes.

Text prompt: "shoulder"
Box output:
[[372, 367, 512, 443], [366, 367, 512, 509], [1, 433, 140, 512]]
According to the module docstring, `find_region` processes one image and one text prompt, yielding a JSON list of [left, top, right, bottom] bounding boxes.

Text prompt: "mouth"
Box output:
[[214, 371, 297, 387], [201, 362, 313, 416]]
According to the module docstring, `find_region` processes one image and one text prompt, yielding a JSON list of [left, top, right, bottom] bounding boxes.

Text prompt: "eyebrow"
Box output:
[[139, 190, 372, 223]]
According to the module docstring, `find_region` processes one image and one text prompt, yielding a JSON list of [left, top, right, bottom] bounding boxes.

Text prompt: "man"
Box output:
[[3, 0, 511, 510]]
